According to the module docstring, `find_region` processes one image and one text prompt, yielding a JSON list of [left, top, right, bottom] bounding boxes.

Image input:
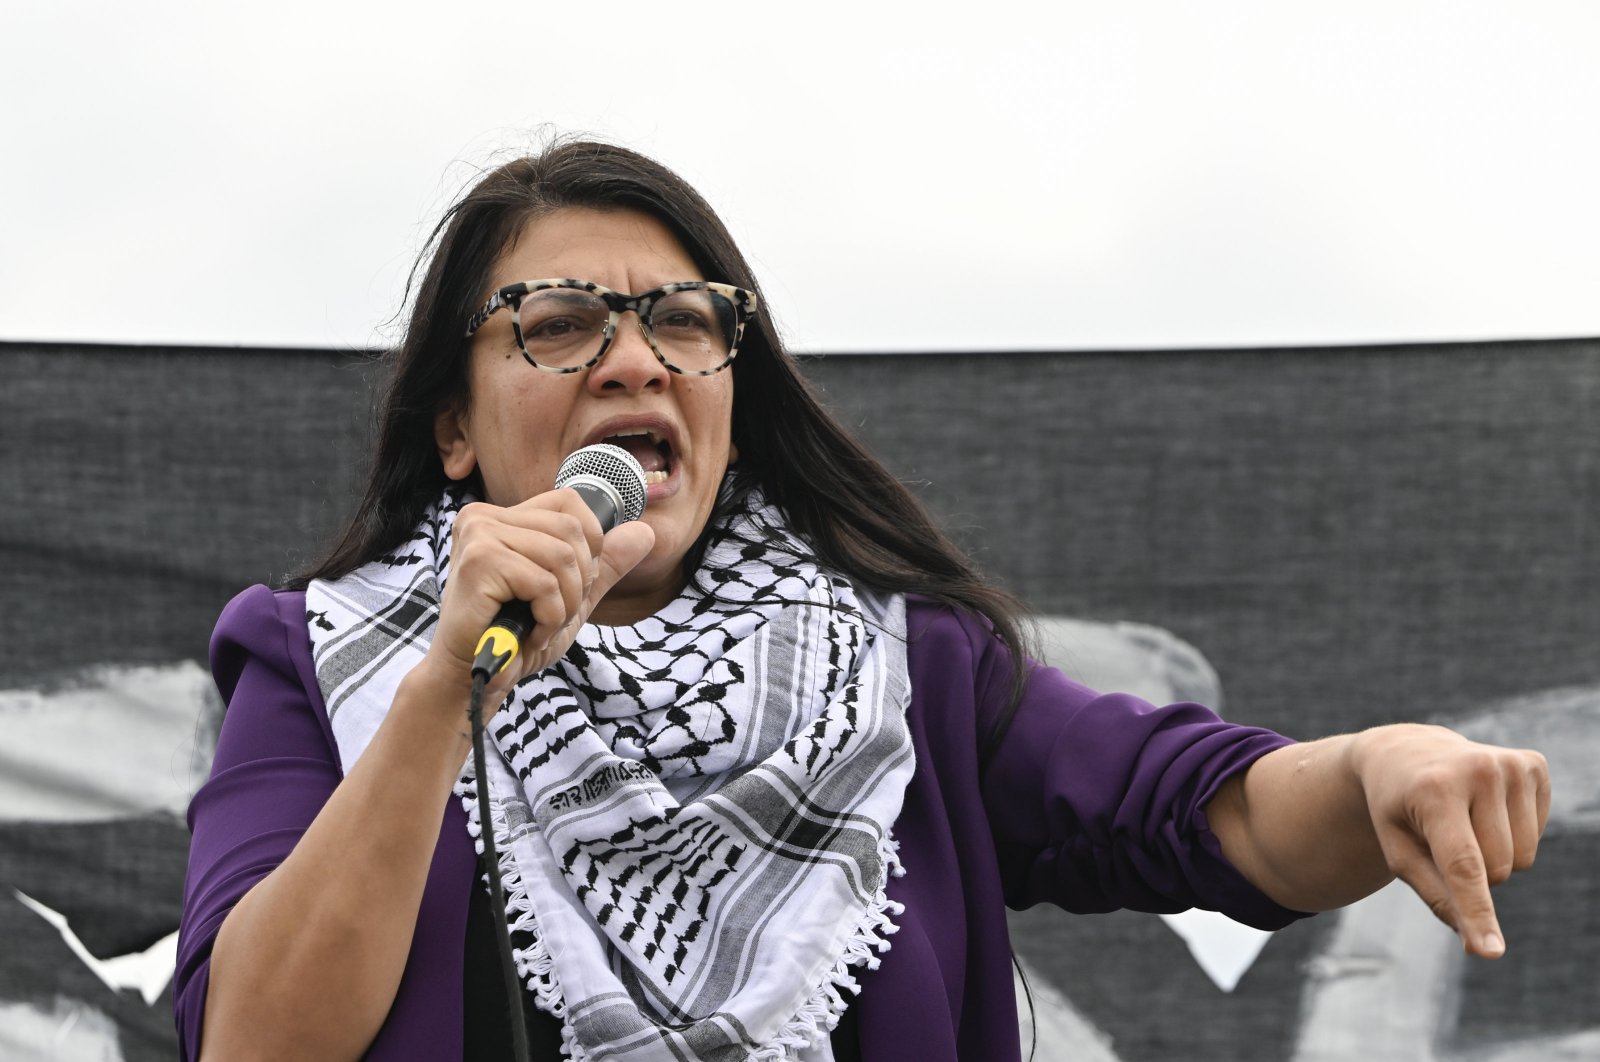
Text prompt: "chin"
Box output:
[[637, 540, 690, 590]]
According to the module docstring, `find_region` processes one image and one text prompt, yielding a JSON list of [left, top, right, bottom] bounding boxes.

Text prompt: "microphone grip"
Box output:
[[468, 443, 645, 680], [472, 598, 534, 679]]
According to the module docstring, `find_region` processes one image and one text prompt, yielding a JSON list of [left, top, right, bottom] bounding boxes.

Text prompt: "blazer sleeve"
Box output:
[[173, 585, 342, 1060], [963, 612, 1309, 930]]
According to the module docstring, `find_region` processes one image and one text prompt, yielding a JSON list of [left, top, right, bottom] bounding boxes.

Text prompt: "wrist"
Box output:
[[396, 654, 477, 748]]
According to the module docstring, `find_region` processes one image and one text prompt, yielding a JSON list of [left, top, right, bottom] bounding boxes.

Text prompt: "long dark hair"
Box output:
[[293, 138, 1034, 765]]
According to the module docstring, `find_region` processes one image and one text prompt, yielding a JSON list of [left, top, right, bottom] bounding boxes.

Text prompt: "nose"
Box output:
[[588, 311, 668, 394]]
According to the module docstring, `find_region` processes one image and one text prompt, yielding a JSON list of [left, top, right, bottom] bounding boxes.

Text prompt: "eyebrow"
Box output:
[[526, 288, 605, 306]]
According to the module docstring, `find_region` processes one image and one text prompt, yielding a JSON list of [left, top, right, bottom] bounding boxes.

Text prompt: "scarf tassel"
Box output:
[[748, 832, 907, 1061], [463, 767, 910, 1061], [459, 770, 570, 1022]]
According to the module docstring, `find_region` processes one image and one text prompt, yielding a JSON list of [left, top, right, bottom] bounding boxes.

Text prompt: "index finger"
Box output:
[[1423, 808, 1504, 957], [518, 487, 605, 556]]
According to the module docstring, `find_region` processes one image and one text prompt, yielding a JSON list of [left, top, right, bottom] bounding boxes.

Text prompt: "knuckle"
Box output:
[[1423, 894, 1457, 929], [1444, 848, 1486, 883], [559, 548, 584, 578], [1408, 766, 1456, 803], [455, 502, 492, 531], [451, 506, 504, 553], [560, 515, 590, 550], [1464, 752, 1503, 788], [545, 540, 583, 581], [1485, 861, 1513, 886], [454, 536, 495, 571], [528, 566, 560, 597]]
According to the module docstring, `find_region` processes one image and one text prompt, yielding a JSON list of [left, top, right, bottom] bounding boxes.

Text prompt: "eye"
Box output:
[[650, 290, 720, 336], [517, 290, 608, 351], [527, 315, 589, 340], [653, 308, 713, 333]]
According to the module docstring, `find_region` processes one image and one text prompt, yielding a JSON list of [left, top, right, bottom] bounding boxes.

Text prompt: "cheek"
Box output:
[[468, 375, 579, 502], [692, 379, 735, 455]]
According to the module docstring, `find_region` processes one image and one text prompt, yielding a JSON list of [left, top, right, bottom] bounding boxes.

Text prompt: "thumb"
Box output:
[[590, 521, 657, 601]]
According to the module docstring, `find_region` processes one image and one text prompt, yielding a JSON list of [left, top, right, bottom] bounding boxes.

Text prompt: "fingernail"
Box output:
[[1481, 932, 1504, 956]]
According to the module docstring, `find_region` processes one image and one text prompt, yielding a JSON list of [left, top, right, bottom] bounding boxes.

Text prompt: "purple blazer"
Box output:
[[177, 586, 1304, 1061]]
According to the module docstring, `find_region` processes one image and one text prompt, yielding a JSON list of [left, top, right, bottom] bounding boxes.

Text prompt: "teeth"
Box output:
[[604, 428, 666, 445], [644, 470, 668, 485]]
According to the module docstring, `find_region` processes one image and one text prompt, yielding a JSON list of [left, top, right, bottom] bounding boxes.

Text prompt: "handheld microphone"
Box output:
[[470, 443, 649, 678]]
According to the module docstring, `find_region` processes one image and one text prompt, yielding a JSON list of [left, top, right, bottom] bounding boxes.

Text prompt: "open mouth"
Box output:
[[599, 428, 673, 486]]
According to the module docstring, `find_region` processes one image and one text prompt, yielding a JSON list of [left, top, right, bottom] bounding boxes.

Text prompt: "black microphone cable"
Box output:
[[462, 443, 647, 1062], [468, 659, 531, 1062]]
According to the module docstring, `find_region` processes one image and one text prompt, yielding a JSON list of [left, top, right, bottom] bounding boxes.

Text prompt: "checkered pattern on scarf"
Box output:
[[307, 485, 913, 1062]]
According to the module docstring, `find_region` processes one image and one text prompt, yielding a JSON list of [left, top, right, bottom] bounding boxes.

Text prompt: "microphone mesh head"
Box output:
[[556, 444, 648, 523]]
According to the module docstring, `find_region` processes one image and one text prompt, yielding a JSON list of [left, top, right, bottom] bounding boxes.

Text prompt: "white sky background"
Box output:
[[2, 1, 1597, 353]]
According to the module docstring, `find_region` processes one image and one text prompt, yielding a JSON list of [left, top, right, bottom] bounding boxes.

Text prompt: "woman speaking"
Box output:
[[176, 140, 1550, 1061]]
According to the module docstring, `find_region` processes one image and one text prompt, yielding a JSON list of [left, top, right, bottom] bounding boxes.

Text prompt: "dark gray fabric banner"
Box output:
[[2, 339, 1595, 1060]]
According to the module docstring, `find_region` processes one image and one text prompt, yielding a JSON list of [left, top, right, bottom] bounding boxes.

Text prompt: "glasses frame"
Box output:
[[464, 278, 758, 377]]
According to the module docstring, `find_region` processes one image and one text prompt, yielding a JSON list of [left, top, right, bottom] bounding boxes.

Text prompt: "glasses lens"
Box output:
[[517, 288, 610, 369], [646, 289, 739, 372]]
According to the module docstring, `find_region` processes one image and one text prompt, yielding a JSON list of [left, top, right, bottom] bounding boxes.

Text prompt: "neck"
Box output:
[[589, 576, 686, 627]]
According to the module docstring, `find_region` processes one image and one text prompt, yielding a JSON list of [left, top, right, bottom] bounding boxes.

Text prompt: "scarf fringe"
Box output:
[[457, 766, 578, 1057], [747, 833, 908, 1062], [460, 764, 907, 1061]]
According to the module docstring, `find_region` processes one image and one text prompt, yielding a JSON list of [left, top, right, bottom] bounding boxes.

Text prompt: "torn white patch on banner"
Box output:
[[13, 889, 177, 1006]]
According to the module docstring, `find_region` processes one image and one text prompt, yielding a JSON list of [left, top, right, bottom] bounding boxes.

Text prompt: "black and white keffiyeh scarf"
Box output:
[[306, 485, 914, 1061]]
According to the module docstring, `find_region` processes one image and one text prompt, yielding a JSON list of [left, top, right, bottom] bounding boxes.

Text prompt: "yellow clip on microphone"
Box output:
[[470, 443, 649, 679]]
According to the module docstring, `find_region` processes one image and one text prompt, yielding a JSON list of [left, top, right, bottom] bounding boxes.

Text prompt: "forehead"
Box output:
[[492, 207, 703, 293]]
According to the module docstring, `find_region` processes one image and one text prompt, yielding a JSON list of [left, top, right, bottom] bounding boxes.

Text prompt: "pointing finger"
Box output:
[[1378, 828, 1460, 934], [1421, 807, 1504, 957]]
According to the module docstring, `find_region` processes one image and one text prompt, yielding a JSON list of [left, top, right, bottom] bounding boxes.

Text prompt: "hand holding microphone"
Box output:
[[472, 444, 650, 678], [426, 444, 654, 701]]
